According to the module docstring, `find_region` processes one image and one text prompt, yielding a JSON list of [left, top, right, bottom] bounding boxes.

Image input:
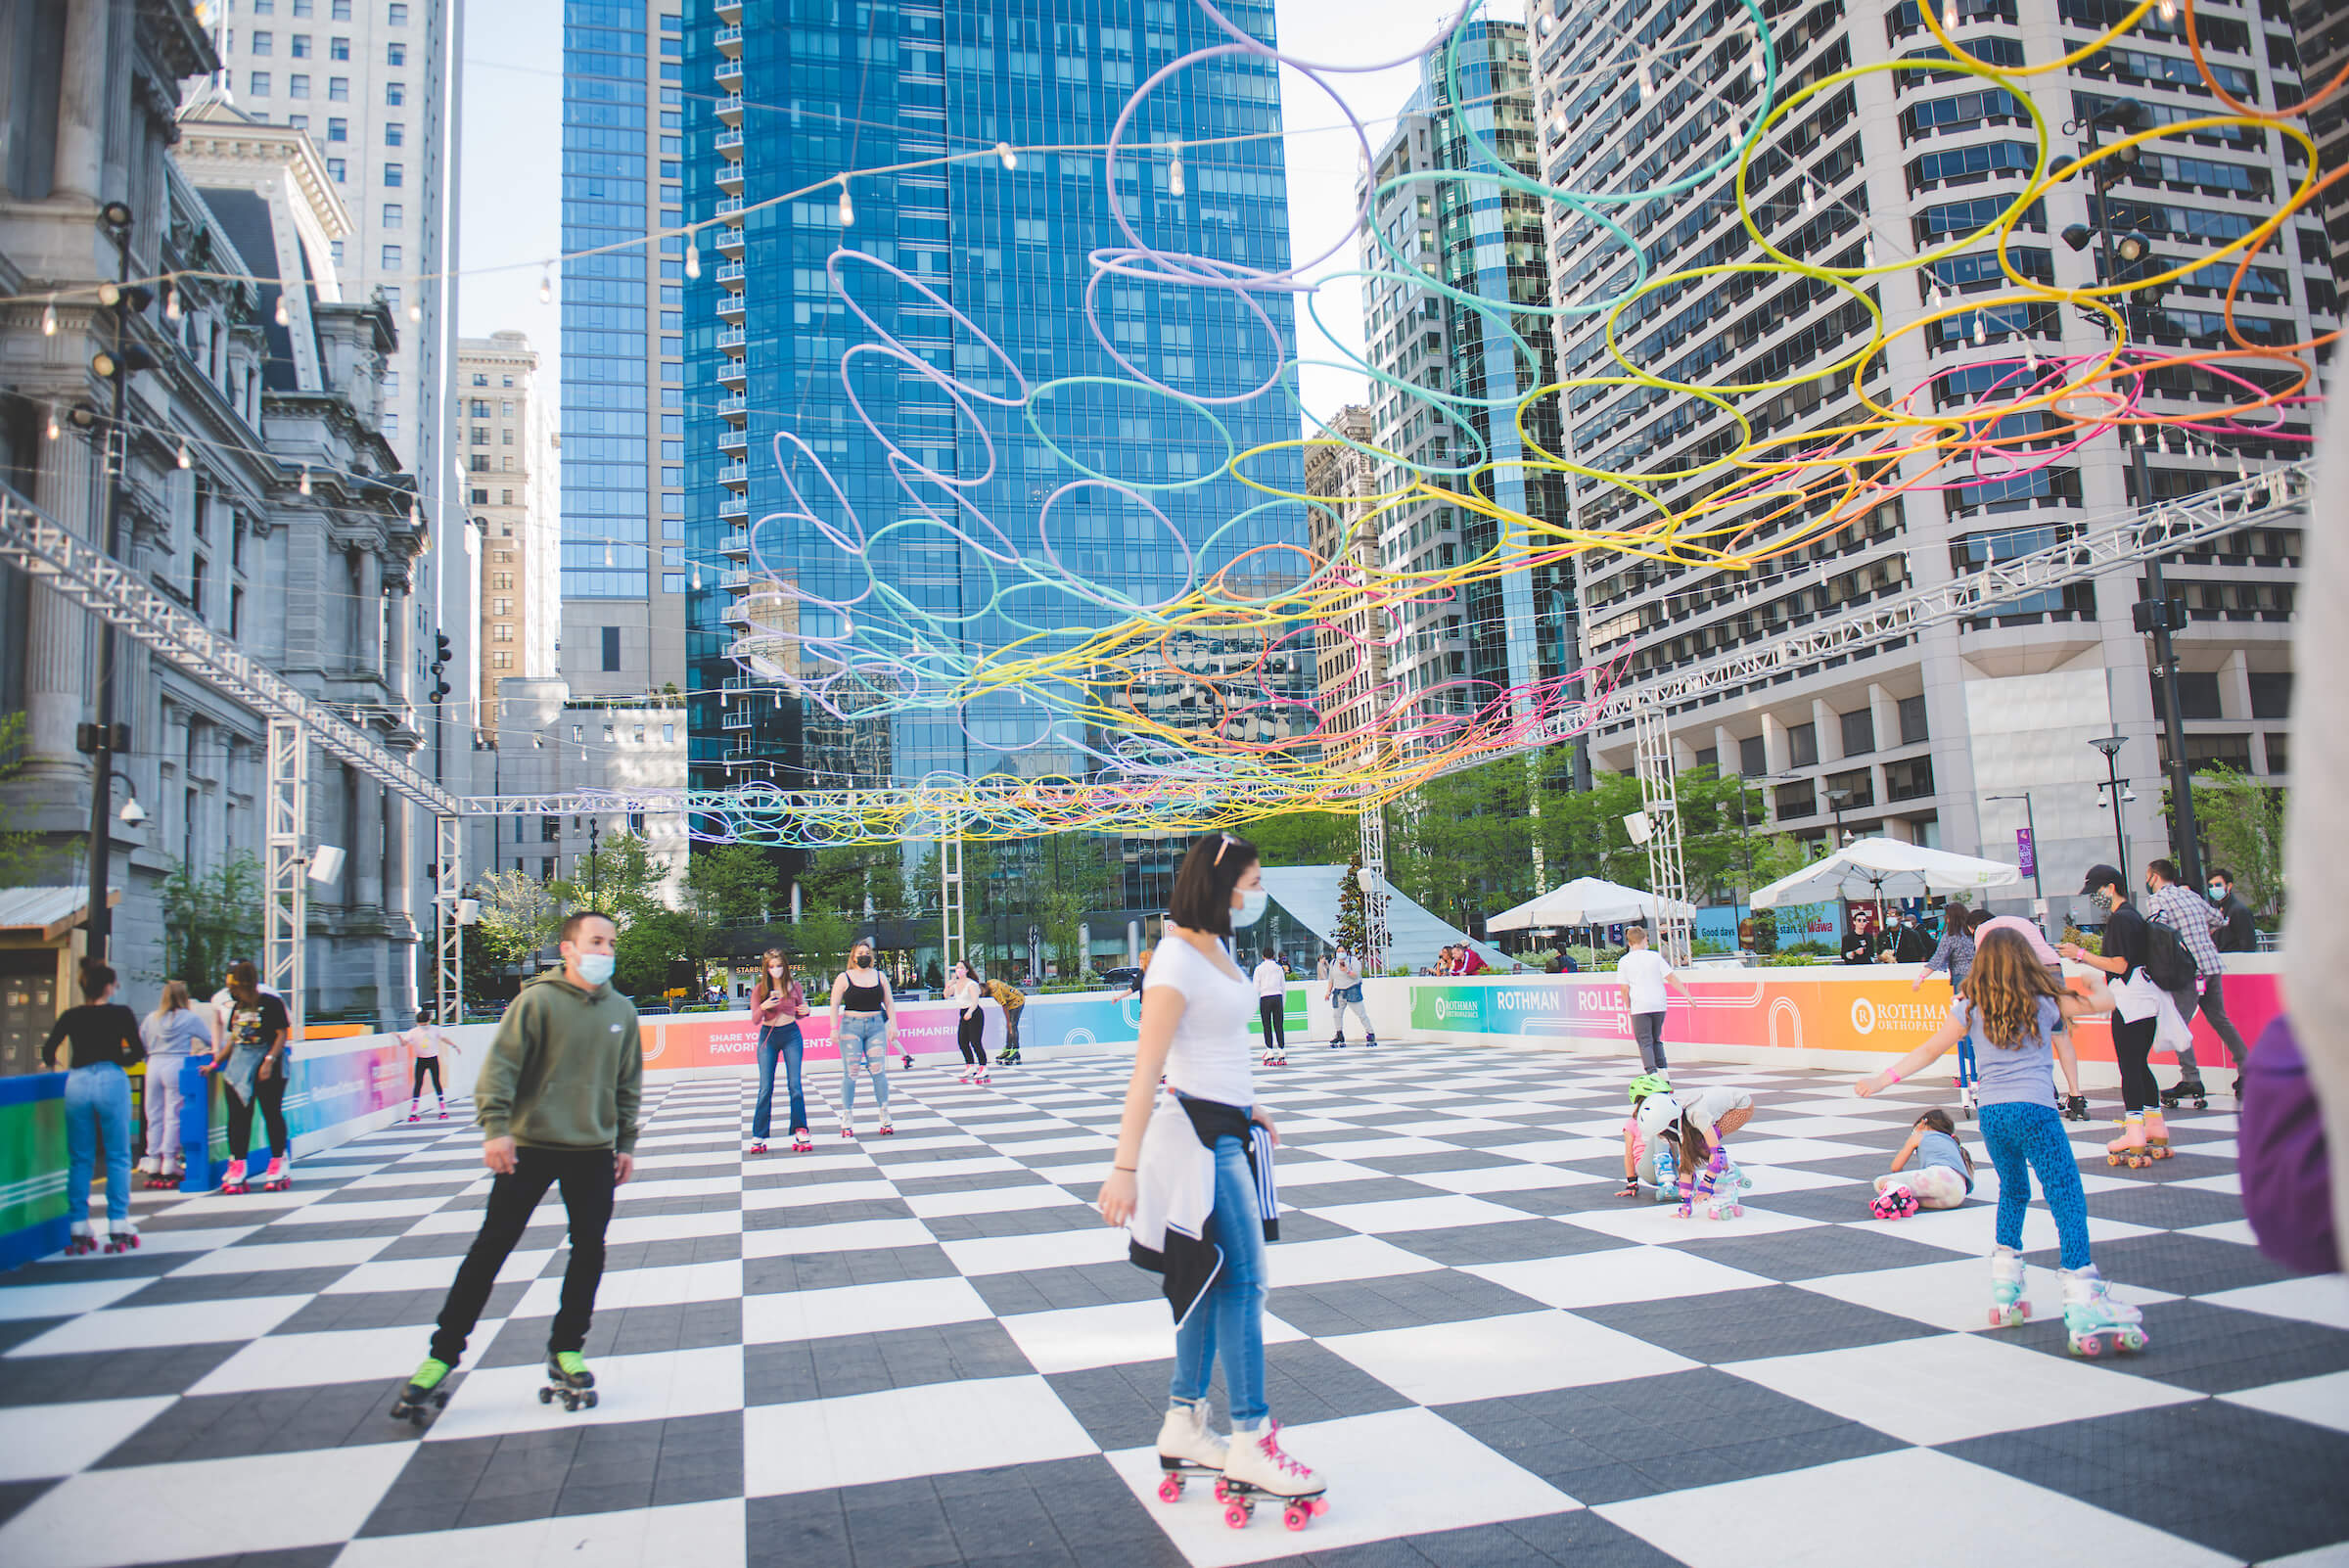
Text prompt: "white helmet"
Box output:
[[1635, 1093, 1682, 1145]]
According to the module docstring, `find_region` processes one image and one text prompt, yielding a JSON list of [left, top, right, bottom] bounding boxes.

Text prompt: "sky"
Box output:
[[453, 0, 1467, 428]]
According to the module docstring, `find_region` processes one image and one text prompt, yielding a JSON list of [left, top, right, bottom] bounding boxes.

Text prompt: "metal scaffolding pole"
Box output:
[[939, 816, 965, 976], [1633, 704, 1692, 966], [436, 815, 464, 1029], [264, 717, 308, 1038], [1358, 805, 1389, 975]]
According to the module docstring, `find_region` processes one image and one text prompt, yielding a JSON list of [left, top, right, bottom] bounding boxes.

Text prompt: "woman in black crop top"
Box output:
[[828, 942, 896, 1138], [44, 961, 145, 1254]]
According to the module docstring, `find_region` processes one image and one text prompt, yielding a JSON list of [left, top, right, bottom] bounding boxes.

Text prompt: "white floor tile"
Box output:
[[423, 1344, 745, 1443], [0, 1398, 173, 1480], [323, 1249, 552, 1296], [0, 1444, 413, 1568], [742, 1153, 873, 1177], [0, 1277, 152, 1321], [1851, 1202, 2159, 1260], [1000, 1297, 1305, 1375], [937, 1226, 1130, 1276], [741, 1179, 900, 1212], [1324, 1308, 1696, 1404], [742, 1275, 991, 1343], [1103, 1406, 1579, 1567], [866, 1155, 1026, 1180], [512, 1259, 741, 1317], [2180, 1220, 2260, 1247], [2222, 1370, 2349, 1436], [609, 1176, 743, 1204], [1488, 1137, 1629, 1166], [273, 1198, 449, 1226], [899, 1184, 1086, 1219], [741, 1219, 936, 1259], [1468, 1246, 1778, 1311], [602, 1208, 746, 1247], [191, 1322, 466, 1396], [334, 1499, 747, 1568], [1263, 1234, 1445, 1288], [1793, 1256, 2176, 1333], [1597, 1447, 2234, 1568], [745, 1375, 1094, 1495], [1557, 1203, 1821, 1245], [5, 1295, 310, 1358], [1302, 1194, 1535, 1234], [1395, 1164, 1591, 1196], [2198, 1273, 2349, 1331], [1725, 1136, 1883, 1165], [167, 1234, 396, 1277]]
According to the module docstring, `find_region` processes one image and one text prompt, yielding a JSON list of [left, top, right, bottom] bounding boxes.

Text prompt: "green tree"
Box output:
[[156, 853, 262, 990], [1336, 849, 1367, 956], [473, 869, 562, 984], [554, 830, 668, 925], [0, 713, 45, 889], [2189, 766, 2284, 919], [614, 905, 699, 998], [687, 843, 780, 930], [802, 844, 904, 921], [789, 907, 857, 978], [1388, 758, 1538, 928], [1235, 810, 1357, 866], [1036, 832, 1118, 975]]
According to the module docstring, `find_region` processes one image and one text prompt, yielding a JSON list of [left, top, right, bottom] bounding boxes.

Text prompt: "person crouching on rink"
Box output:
[[1637, 1084, 1755, 1220]]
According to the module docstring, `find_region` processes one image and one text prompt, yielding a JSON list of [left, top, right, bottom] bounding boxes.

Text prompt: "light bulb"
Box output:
[[837, 179, 854, 225], [1803, 181, 1819, 214], [1972, 315, 1987, 346], [1863, 238, 1876, 265], [299, 465, 311, 496], [1642, 63, 1657, 98], [684, 241, 701, 279], [1750, 55, 1766, 83], [1943, 0, 1958, 28], [995, 141, 1017, 169], [604, 541, 614, 567], [165, 286, 182, 321], [538, 269, 552, 303], [275, 296, 290, 326], [691, 566, 701, 590], [2157, 0, 2177, 20], [45, 405, 59, 440], [1167, 142, 1184, 197], [407, 301, 421, 322], [177, 440, 192, 469], [42, 299, 58, 336]]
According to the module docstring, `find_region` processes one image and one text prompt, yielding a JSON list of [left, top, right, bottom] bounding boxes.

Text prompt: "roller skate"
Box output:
[[2105, 1116, 2152, 1170], [840, 1125, 858, 1140], [791, 1128, 812, 1153], [1329, 1036, 1348, 1050], [260, 1157, 292, 1193], [1987, 1244, 2030, 1328], [974, 1068, 991, 1086], [438, 1104, 449, 1120], [390, 1357, 453, 1426], [2158, 1077, 2208, 1113], [1871, 1183, 1919, 1221], [1218, 1419, 1327, 1532], [1154, 1396, 1229, 1504], [2060, 1265, 2147, 1358], [1364, 1034, 1380, 1048], [218, 1158, 251, 1195], [2062, 1094, 2092, 1124], [957, 1067, 975, 1084], [537, 1351, 598, 1411], [748, 1140, 768, 1156], [876, 1111, 894, 1135], [100, 1221, 139, 1254], [1957, 1080, 1978, 1122], [406, 1106, 424, 1123], [1706, 1197, 1743, 1221], [2141, 1109, 2173, 1161], [62, 1222, 100, 1257], [995, 1048, 1021, 1067]]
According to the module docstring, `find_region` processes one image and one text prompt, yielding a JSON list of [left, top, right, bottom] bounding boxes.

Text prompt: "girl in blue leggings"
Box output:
[[1857, 930, 2149, 1357]]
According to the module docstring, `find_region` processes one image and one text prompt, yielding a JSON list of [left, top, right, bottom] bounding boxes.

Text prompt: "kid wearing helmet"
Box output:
[[1618, 1074, 1674, 1197], [1641, 1084, 1756, 1219]]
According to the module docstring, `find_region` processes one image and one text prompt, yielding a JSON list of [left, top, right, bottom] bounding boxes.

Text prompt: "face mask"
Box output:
[[2207, 885, 2225, 901], [575, 952, 616, 988], [1233, 888, 1269, 927]]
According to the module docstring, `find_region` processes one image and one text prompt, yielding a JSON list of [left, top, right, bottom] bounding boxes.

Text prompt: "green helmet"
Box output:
[[1629, 1073, 1673, 1103]]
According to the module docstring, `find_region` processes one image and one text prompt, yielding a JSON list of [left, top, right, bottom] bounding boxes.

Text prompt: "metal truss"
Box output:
[[1357, 806, 1389, 974], [0, 492, 456, 813], [264, 716, 307, 1035], [1633, 705, 1693, 965], [436, 815, 463, 1031], [939, 818, 965, 976]]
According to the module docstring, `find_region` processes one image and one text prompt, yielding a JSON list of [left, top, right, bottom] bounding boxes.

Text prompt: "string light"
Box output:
[[1942, 0, 1958, 28], [994, 141, 1018, 169], [274, 297, 291, 326], [407, 300, 422, 322], [1862, 238, 1876, 266], [1803, 181, 1819, 214], [2157, 0, 2177, 20], [836, 177, 854, 226], [164, 285, 182, 322], [177, 440, 192, 469], [46, 404, 60, 441], [1165, 140, 1184, 198], [299, 465, 312, 496], [41, 299, 58, 336], [538, 269, 552, 303], [684, 240, 701, 279]]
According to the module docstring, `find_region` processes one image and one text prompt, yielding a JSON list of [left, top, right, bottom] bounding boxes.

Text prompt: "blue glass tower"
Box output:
[[681, 0, 1306, 846]]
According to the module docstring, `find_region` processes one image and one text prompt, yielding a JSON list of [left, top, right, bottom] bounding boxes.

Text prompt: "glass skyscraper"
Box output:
[[680, 0, 1306, 866]]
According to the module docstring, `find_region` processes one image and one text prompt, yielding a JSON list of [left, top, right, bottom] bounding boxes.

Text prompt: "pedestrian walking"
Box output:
[[399, 1005, 462, 1122], [749, 948, 810, 1154], [1252, 947, 1288, 1066], [1856, 929, 2144, 1355], [2145, 858, 2246, 1105], [1100, 831, 1326, 1529], [828, 940, 896, 1137], [138, 980, 209, 1188], [201, 960, 295, 1194], [390, 910, 642, 1426], [45, 961, 145, 1254], [985, 971, 1028, 1064], [1324, 945, 1377, 1049], [950, 959, 990, 1084], [1615, 925, 1677, 1074], [2206, 869, 2258, 954], [2060, 865, 2172, 1165]]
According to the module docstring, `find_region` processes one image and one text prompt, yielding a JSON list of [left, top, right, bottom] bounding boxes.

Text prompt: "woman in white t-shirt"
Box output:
[[1097, 833, 1324, 1518], [1251, 948, 1289, 1066]]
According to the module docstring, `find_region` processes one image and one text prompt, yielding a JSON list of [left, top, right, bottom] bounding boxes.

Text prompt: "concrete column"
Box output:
[[353, 772, 384, 913], [20, 435, 95, 792], [52, 1, 110, 203], [357, 549, 383, 678]]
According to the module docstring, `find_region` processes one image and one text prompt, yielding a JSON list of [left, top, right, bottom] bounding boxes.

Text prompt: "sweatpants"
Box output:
[[430, 1146, 617, 1365], [1631, 1010, 1668, 1073], [143, 1057, 189, 1172], [1330, 990, 1374, 1041], [1979, 1100, 2091, 1269], [2176, 975, 2251, 1076]]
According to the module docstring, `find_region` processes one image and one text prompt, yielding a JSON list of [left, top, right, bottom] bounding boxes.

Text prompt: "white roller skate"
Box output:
[[100, 1220, 139, 1254], [1705, 1197, 1743, 1222], [2061, 1265, 2147, 1358], [1988, 1245, 2030, 1328], [1153, 1396, 1229, 1503], [62, 1221, 100, 1257], [1219, 1418, 1328, 1533]]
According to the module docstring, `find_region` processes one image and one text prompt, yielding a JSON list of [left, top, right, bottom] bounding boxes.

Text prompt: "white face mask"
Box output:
[[575, 952, 616, 988], [1233, 888, 1269, 927]]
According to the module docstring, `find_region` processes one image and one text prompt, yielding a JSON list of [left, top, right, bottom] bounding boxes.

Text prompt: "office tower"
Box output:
[[1359, 18, 1579, 751], [1305, 405, 1390, 773], [1530, 1, 2331, 901], [456, 333, 560, 731], [559, 0, 689, 700], [2291, 2, 2349, 286], [679, 1, 1307, 948]]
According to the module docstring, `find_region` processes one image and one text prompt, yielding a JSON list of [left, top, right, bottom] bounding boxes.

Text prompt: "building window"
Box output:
[[501, 488, 514, 505], [472, 374, 487, 388], [252, 30, 273, 54], [471, 424, 487, 441], [1739, 735, 1767, 775], [326, 115, 346, 141], [333, 0, 350, 16], [1788, 721, 1819, 769], [386, 81, 405, 106], [1825, 767, 1875, 810], [663, 723, 674, 743], [388, 1, 408, 21], [1899, 695, 1929, 746], [253, 0, 273, 10], [381, 244, 401, 268], [382, 161, 402, 186], [381, 285, 397, 308], [501, 400, 514, 417], [288, 73, 309, 97], [250, 70, 271, 95], [1840, 708, 1874, 758], [330, 35, 348, 59], [1884, 757, 1936, 803], [492, 623, 513, 643], [570, 725, 583, 742], [381, 203, 402, 228], [328, 76, 348, 100], [491, 651, 514, 670], [501, 428, 512, 444], [290, 33, 310, 56], [470, 487, 488, 504], [231, 586, 245, 639], [541, 815, 560, 843], [2248, 671, 2292, 719], [326, 157, 345, 182], [191, 555, 207, 618], [287, 114, 308, 129], [293, 0, 312, 14], [469, 454, 488, 472], [329, 239, 344, 265], [601, 626, 622, 671], [389, 41, 406, 65]]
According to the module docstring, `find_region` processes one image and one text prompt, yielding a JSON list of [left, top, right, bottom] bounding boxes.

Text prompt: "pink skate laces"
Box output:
[[1258, 1420, 1313, 1479]]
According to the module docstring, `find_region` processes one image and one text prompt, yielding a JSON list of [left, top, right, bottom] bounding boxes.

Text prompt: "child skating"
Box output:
[[391, 911, 642, 1425], [398, 1005, 461, 1122], [1617, 1073, 1674, 1198], [1638, 1084, 1756, 1220], [1871, 1107, 1975, 1219], [1856, 927, 2145, 1356]]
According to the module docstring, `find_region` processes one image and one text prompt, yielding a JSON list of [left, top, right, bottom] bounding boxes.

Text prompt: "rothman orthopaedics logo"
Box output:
[[1851, 997, 1878, 1036]]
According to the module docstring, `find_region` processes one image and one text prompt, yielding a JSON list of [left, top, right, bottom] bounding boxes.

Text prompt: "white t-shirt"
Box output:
[[1681, 1084, 1752, 1129], [1252, 958, 1285, 998], [1146, 936, 1259, 1108], [1327, 951, 1360, 990], [1618, 949, 1673, 1014]]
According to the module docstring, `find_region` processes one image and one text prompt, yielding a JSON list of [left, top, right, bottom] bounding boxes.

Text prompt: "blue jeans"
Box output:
[[1980, 1100, 2091, 1269], [1170, 1132, 1268, 1429], [754, 1024, 806, 1140], [837, 1013, 890, 1120], [65, 1063, 132, 1227]]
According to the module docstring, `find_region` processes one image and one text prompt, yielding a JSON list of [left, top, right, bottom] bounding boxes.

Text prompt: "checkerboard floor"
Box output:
[[3, 1043, 2346, 1568]]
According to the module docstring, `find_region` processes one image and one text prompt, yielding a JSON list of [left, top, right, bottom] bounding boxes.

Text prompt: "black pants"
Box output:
[[411, 1059, 442, 1098], [1001, 1005, 1021, 1054], [957, 1011, 988, 1067], [2113, 1014, 2160, 1114], [430, 1147, 616, 1365], [226, 1070, 290, 1162], [1632, 1011, 1669, 1073], [1258, 995, 1286, 1052]]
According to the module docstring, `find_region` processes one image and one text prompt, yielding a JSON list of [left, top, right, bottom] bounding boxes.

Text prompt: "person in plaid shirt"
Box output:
[[2144, 857, 2243, 1102]]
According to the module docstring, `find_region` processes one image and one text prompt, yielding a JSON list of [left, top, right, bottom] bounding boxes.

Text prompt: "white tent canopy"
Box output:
[[1750, 837, 2021, 909], [1487, 876, 1699, 932], [1255, 865, 1508, 972]]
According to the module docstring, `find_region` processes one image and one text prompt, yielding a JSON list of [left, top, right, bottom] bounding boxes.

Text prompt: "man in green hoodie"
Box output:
[[392, 910, 642, 1422]]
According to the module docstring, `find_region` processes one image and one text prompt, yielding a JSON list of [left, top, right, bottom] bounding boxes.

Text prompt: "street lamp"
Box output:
[[2089, 736, 2130, 879], [2062, 95, 2202, 887], [1983, 792, 2044, 932], [1827, 787, 1853, 849], [587, 817, 602, 908], [83, 201, 143, 961]]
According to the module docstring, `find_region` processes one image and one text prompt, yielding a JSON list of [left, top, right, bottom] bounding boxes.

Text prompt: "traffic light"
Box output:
[[2131, 597, 2188, 634], [430, 632, 453, 703], [89, 345, 159, 381]]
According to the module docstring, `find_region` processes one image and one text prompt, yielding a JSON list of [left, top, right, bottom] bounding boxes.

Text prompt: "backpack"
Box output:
[[2142, 919, 2197, 992]]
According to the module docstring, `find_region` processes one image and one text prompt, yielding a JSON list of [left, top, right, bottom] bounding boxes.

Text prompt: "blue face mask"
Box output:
[[1233, 888, 1269, 928], [575, 952, 616, 989]]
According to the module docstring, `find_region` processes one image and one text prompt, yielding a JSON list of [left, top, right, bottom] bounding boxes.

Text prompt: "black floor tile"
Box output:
[[1573, 1285, 1938, 1364], [746, 1319, 1036, 1405]]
